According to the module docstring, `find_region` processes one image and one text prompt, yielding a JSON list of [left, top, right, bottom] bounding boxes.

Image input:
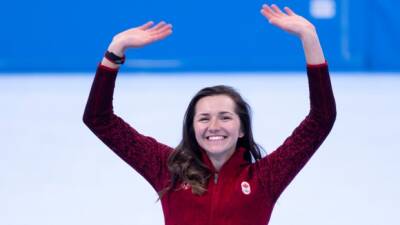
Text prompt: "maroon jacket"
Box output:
[[83, 63, 336, 225]]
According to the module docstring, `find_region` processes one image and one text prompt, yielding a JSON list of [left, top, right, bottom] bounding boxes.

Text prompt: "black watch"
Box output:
[[105, 50, 126, 65]]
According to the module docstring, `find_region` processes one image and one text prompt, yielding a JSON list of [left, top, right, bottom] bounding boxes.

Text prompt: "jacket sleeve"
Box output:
[[257, 62, 337, 203], [82, 64, 173, 191]]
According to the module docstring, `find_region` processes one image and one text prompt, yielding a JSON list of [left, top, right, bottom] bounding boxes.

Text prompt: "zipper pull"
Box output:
[[214, 173, 219, 184]]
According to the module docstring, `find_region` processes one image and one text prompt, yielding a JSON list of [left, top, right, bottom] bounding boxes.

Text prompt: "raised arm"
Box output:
[[258, 4, 336, 202], [83, 21, 173, 191], [102, 21, 173, 68], [261, 4, 325, 65]]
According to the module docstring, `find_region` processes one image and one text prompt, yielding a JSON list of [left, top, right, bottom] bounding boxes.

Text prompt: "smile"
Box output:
[[206, 135, 227, 140]]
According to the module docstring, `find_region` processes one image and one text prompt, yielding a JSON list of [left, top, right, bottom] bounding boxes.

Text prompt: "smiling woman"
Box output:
[[83, 3, 336, 225], [165, 85, 261, 196], [194, 94, 245, 167]]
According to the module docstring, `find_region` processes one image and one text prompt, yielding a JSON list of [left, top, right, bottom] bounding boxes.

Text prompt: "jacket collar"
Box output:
[[200, 146, 249, 175]]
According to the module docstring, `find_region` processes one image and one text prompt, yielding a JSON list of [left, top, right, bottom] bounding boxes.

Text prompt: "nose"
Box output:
[[208, 118, 220, 132]]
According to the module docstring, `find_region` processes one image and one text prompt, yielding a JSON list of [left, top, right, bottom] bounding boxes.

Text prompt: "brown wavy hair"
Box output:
[[159, 85, 263, 197]]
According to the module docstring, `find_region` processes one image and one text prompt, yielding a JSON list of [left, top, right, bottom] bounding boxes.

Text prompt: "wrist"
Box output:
[[299, 27, 318, 42], [101, 57, 121, 69], [107, 41, 125, 57], [104, 50, 126, 65], [301, 32, 325, 64]]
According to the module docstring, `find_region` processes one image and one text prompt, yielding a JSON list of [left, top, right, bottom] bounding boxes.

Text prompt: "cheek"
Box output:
[[238, 123, 244, 137], [193, 123, 204, 139], [230, 120, 243, 135]]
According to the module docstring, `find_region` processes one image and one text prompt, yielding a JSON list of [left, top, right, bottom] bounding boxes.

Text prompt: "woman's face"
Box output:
[[193, 95, 244, 161]]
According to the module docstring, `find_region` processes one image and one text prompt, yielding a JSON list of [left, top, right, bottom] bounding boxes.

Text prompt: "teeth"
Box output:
[[208, 136, 224, 140]]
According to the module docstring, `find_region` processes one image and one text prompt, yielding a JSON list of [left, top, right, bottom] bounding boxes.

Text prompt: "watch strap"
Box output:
[[105, 50, 125, 65]]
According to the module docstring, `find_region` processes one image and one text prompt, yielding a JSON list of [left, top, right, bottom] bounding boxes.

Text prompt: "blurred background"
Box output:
[[1, 0, 399, 72], [1, 0, 399, 225]]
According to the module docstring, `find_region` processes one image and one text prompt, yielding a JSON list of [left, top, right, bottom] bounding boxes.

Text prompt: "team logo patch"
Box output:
[[181, 182, 191, 190], [241, 181, 251, 195]]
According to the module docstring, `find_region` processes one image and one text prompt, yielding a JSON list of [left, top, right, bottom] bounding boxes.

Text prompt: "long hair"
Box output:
[[159, 85, 263, 197]]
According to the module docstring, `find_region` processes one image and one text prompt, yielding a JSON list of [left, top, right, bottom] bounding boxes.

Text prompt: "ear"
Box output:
[[239, 130, 245, 138]]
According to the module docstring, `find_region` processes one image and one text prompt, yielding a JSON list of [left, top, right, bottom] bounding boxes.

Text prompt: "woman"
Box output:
[[83, 4, 336, 225]]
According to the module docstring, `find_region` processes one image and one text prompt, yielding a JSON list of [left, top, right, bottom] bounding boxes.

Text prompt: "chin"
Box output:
[[203, 146, 232, 156]]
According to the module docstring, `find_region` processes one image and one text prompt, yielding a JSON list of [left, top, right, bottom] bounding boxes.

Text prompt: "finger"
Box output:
[[284, 7, 296, 16], [271, 4, 286, 16], [268, 18, 278, 26], [268, 18, 289, 31], [149, 24, 171, 38], [151, 29, 173, 41], [151, 24, 173, 37], [269, 18, 284, 27], [148, 21, 167, 32], [261, 4, 278, 20], [138, 21, 154, 30], [153, 23, 172, 34]]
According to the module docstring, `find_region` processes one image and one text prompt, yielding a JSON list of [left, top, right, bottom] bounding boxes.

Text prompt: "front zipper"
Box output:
[[209, 172, 221, 225], [214, 173, 219, 184]]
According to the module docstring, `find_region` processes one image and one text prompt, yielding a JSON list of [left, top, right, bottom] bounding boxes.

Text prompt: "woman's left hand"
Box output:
[[260, 4, 316, 39], [261, 4, 325, 64]]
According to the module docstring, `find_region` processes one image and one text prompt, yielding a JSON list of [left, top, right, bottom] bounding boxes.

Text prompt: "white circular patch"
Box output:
[[181, 182, 190, 190], [241, 181, 251, 195]]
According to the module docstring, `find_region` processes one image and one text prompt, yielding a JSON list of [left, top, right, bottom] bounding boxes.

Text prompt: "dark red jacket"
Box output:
[[83, 63, 336, 225]]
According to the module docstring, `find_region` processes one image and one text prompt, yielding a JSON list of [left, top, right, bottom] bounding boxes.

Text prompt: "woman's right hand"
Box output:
[[108, 21, 173, 57], [260, 4, 325, 65]]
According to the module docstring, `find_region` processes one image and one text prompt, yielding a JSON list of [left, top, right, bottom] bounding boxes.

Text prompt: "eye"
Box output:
[[198, 117, 209, 122], [221, 116, 232, 121]]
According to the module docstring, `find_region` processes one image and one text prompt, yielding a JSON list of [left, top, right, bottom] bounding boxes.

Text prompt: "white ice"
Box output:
[[1, 71, 399, 225]]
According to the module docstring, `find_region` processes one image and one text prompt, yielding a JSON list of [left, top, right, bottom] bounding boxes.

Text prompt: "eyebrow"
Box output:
[[197, 111, 234, 116]]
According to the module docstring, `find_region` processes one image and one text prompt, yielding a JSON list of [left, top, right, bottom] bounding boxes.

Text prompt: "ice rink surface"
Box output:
[[1, 71, 399, 225]]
